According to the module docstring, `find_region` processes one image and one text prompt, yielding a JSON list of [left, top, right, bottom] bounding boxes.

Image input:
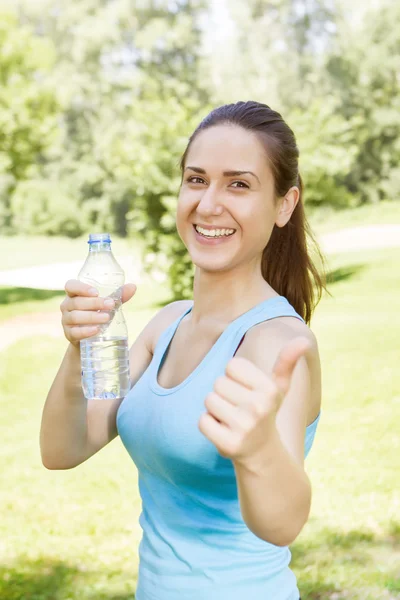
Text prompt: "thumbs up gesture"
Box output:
[[198, 336, 313, 464]]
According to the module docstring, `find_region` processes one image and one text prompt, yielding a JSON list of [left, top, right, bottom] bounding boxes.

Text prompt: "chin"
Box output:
[[191, 256, 235, 274]]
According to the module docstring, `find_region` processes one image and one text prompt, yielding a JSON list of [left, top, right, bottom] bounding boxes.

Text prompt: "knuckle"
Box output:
[[74, 325, 93, 340], [238, 413, 254, 433], [86, 312, 95, 324], [65, 312, 74, 325], [69, 326, 80, 339], [214, 376, 225, 394], [71, 297, 80, 310], [82, 312, 94, 325], [250, 395, 268, 418], [198, 412, 209, 432], [64, 279, 74, 293], [94, 311, 106, 324], [204, 392, 215, 410]]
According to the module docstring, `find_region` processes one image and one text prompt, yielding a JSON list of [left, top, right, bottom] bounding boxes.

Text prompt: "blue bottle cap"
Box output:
[[88, 233, 111, 244]]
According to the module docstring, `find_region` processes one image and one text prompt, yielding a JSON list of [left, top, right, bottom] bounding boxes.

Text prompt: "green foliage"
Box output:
[[0, 10, 59, 229], [204, 0, 400, 210], [0, 0, 399, 298], [325, 2, 400, 204], [290, 98, 358, 208], [10, 179, 85, 237]]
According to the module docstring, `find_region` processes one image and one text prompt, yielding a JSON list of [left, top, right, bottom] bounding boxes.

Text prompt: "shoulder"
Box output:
[[148, 300, 193, 354], [242, 315, 318, 363], [237, 315, 321, 425]]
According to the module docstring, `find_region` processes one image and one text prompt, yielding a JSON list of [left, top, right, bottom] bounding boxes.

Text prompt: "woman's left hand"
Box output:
[[198, 336, 312, 464]]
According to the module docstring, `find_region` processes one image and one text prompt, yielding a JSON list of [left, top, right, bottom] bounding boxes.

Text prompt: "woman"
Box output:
[[41, 101, 327, 600]]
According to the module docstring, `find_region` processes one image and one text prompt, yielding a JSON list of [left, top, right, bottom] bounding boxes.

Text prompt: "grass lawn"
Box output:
[[0, 279, 169, 324], [1, 200, 400, 325], [0, 242, 399, 599], [0, 235, 154, 323], [0, 198, 399, 324], [0, 287, 65, 323], [307, 199, 400, 236], [0, 235, 143, 272]]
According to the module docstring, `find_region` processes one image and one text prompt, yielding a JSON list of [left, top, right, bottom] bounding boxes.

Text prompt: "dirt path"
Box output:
[[0, 311, 62, 353], [1, 224, 399, 353]]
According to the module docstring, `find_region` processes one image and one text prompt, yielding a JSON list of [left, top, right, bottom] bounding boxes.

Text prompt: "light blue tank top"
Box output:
[[117, 295, 321, 600]]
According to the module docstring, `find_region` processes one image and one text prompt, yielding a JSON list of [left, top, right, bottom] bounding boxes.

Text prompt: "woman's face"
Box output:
[[176, 124, 295, 275]]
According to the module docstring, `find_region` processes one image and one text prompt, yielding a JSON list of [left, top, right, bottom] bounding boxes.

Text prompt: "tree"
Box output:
[[324, 1, 400, 203], [0, 10, 59, 230]]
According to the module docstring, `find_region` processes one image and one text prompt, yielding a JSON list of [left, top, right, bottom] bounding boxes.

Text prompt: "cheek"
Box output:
[[241, 206, 274, 248], [175, 193, 191, 238]]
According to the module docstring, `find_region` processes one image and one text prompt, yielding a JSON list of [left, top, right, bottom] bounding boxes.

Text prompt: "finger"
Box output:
[[65, 279, 99, 298], [205, 391, 248, 428], [213, 375, 255, 408], [121, 283, 137, 304], [69, 325, 100, 341], [272, 336, 312, 395], [225, 356, 269, 391], [198, 411, 235, 454], [63, 309, 111, 327], [61, 295, 115, 313]]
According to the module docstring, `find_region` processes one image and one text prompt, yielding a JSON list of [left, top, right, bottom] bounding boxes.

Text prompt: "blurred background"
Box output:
[[0, 1, 399, 599]]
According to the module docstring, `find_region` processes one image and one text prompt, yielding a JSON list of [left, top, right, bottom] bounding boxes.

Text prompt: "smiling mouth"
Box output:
[[193, 224, 236, 238]]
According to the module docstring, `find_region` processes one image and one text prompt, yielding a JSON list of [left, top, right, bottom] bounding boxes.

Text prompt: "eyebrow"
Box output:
[[185, 166, 260, 184]]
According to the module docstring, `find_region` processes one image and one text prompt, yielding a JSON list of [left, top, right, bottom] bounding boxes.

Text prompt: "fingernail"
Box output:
[[88, 288, 98, 296], [104, 299, 114, 308]]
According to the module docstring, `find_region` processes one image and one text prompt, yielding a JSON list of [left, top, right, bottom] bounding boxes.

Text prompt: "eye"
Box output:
[[230, 181, 249, 189], [187, 176, 206, 185]]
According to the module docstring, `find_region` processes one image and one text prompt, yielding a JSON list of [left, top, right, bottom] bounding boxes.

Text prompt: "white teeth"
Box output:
[[195, 225, 235, 238]]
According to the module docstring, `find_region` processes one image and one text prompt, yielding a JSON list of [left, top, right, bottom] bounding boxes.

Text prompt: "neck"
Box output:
[[189, 261, 277, 328]]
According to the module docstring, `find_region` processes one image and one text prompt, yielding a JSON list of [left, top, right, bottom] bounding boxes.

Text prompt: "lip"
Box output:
[[194, 223, 237, 231], [192, 224, 236, 245]]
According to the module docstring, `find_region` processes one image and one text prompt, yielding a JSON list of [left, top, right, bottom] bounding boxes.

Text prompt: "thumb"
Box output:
[[272, 336, 312, 397], [121, 283, 137, 304]]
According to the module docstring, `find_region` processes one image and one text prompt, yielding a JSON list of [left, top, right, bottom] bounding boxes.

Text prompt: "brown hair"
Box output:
[[180, 101, 330, 325]]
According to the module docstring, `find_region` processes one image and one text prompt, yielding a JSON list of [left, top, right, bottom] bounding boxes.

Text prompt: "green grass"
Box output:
[[0, 287, 65, 323], [0, 200, 399, 323], [0, 279, 170, 324], [0, 235, 154, 323], [292, 246, 400, 599], [1, 245, 399, 599], [307, 199, 400, 236], [0, 234, 143, 271]]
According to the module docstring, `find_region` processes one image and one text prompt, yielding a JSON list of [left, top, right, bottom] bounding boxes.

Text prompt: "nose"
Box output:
[[196, 184, 223, 217]]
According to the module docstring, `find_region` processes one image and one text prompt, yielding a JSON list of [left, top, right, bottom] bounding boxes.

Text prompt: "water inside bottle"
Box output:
[[80, 336, 130, 400]]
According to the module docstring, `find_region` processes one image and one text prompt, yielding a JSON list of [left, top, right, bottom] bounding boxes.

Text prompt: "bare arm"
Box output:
[[40, 341, 89, 469], [40, 325, 152, 469], [40, 279, 142, 469], [40, 279, 190, 470], [233, 323, 320, 546]]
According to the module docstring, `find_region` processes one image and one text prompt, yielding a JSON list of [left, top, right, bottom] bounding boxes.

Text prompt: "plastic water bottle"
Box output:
[[77, 233, 130, 400]]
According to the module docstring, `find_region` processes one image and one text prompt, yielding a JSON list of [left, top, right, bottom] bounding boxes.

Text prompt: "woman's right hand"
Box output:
[[60, 280, 137, 347]]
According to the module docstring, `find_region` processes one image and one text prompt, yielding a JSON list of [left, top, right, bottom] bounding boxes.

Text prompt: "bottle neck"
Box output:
[[88, 242, 112, 253]]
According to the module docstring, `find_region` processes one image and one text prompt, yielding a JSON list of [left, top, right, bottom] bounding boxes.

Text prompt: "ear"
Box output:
[[275, 186, 300, 228]]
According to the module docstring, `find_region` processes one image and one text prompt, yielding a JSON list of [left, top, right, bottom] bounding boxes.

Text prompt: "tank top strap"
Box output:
[[229, 296, 305, 358], [152, 296, 304, 371], [152, 304, 193, 363]]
